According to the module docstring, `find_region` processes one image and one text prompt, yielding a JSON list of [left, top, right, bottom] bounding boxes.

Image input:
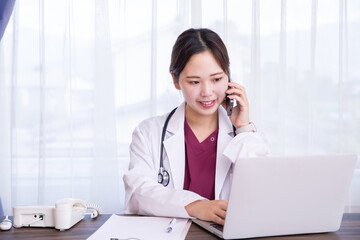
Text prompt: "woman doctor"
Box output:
[[123, 28, 270, 226]]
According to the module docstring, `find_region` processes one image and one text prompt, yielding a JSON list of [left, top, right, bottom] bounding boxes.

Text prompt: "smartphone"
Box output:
[[226, 77, 234, 116]]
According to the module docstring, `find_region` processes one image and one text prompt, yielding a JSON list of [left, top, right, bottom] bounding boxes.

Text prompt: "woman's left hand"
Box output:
[[222, 82, 250, 129]]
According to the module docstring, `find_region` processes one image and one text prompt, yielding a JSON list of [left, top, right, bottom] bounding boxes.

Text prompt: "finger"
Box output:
[[212, 214, 225, 226], [220, 200, 228, 210], [212, 201, 227, 219], [215, 208, 227, 219], [226, 86, 247, 98], [226, 88, 248, 103], [227, 94, 249, 108], [228, 82, 245, 91], [214, 200, 228, 210], [227, 83, 248, 97]]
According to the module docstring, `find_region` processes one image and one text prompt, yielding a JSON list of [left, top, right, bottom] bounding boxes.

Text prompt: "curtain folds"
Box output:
[[0, 0, 359, 215]]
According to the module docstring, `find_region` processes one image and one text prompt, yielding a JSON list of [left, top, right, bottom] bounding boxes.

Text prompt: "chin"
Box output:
[[196, 105, 220, 116]]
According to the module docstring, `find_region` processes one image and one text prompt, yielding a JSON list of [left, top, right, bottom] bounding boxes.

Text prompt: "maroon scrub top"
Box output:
[[183, 120, 218, 200]]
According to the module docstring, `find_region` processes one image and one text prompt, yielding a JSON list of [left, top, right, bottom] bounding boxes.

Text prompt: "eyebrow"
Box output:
[[186, 72, 224, 79]]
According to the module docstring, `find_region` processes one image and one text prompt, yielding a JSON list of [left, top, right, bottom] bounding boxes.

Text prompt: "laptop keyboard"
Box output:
[[210, 223, 224, 232]]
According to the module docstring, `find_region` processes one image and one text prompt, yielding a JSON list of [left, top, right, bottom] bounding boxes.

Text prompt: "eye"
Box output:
[[213, 78, 222, 82], [189, 81, 199, 84]]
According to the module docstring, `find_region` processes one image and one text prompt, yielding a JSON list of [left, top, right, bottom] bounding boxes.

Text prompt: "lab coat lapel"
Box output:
[[163, 103, 186, 190], [215, 107, 234, 199]]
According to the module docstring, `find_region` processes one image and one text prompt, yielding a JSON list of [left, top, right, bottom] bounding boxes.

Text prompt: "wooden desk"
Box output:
[[0, 213, 359, 239]]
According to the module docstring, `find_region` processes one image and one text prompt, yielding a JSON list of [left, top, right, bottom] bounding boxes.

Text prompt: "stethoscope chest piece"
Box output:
[[158, 167, 170, 187]]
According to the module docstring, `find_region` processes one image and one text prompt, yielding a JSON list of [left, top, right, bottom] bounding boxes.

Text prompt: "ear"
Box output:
[[171, 71, 181, 90]]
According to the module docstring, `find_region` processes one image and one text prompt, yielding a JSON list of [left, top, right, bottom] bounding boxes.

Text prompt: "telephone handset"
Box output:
[[54, 198, 102, 230], [13, 198, 102, 231], [226, 77, 234, 116]]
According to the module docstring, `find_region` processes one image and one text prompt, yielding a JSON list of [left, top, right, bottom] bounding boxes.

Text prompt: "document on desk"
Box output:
[[87, 214, 191, 240]]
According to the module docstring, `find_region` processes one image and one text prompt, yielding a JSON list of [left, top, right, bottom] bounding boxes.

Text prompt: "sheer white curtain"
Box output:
[[0, 0, 359, 215]]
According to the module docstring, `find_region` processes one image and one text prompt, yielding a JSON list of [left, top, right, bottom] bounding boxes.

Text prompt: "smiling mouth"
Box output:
[[200, 100, 214, 105], [199, 100, 216, 108]]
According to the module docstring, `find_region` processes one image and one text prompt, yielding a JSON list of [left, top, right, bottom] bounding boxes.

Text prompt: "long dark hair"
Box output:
[[169, 28, 230, 81]]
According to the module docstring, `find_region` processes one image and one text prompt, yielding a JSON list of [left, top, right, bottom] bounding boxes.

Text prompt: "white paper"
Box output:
[[87, 215, 191, 240]]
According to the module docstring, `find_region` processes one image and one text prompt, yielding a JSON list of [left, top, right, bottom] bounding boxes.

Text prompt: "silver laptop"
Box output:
[[193, 155, 357, 239]]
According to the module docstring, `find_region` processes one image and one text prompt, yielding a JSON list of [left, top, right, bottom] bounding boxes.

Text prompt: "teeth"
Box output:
[[201, 101, 213, 105]]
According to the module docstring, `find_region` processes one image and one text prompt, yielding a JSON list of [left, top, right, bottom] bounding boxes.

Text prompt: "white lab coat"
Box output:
[[123, 102, 270, 218]]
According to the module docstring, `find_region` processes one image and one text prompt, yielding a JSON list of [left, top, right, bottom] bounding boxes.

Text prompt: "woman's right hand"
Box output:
[[185, 200, 228, 225]]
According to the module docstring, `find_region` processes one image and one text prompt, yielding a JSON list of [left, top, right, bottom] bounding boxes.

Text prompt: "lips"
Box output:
[[199, 100, 216, 108]]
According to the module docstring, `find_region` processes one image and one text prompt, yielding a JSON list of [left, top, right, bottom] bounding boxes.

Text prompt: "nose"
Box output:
[[200, 82, 213, 97]]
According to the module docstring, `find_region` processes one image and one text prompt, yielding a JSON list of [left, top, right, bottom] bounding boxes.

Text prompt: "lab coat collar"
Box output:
[[218, 105, 235, 138], [164, 102, 186, 135], [162, 102, 186, 190], [215, 106, 234, 199]]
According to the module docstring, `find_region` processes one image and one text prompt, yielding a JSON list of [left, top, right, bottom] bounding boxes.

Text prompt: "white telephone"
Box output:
[[13, 198, 102, 231]]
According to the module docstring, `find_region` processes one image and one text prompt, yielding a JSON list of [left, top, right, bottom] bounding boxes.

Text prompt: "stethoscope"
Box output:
[[158, 107, 177, 187], [158, 107, 236, 187]]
